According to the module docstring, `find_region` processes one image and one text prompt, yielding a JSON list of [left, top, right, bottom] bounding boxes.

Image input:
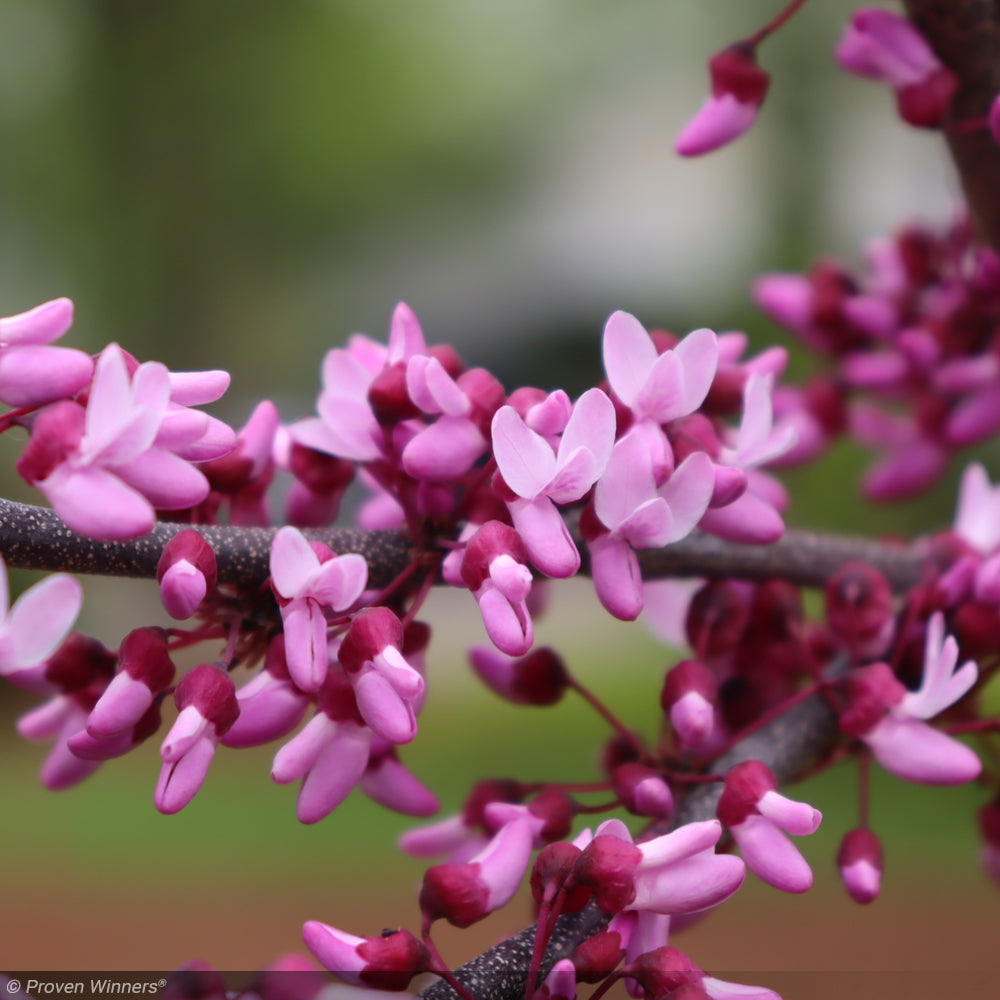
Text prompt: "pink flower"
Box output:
[[269, 526, 368, 692], [419, 817, 535, 927], [492, 387, 615, 577], [587, 432, 714, 620], [302, 923, 429, 989], [835, 8, 957, 127], [717, 761, 822, 893], [271, 672, 374, 824], [17, 344, 223, 539], [676, 44, 770, 156], [157, 530, 218, 620], [574, 818, 745, 916], [855, 613, 981, 785], [461, 521, 535, 655], [0, 297, 95, 407], [85, 627, 175, 739], [155, 664, 239, 814], [338, 607, 425, 744], [837, 828, 883, 905], [0, 556, 83, 682]]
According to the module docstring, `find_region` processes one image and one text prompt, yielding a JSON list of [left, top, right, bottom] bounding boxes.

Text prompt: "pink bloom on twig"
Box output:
[[676, 44, 770, 156], [269, 526, 368, 693]]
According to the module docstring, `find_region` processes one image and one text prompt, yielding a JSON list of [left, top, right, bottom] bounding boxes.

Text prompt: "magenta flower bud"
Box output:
[[202, 399, 279, 494], [717, 760, 821, 893], [676, 43, 770, 157], [86, 627, 175, 738], [468, 644, 568, 705], [613, 763, 675, 821], [835, 8, 957, 128], [570, 926, 627, 984], [837, 828, 884, 904], [339, 606, 424, 744], [462, 520, 535, 656], [573, 828, 642, 914], [661, 660, 718, 751], [302, 922, 429, 990], [825, 560, 894, 658], [157, 530, 218, 620], [420, 817, 534, 927], [530, 841, 588, 911], [155, 664, 239, 814]]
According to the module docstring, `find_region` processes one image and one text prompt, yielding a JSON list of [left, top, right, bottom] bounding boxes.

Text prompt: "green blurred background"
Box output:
[[0, 0, 996, 988]]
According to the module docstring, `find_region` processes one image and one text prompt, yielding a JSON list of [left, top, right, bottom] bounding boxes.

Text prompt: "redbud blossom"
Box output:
[[661, 660, 718, 751], [419, 817, 534, 927], [835, 8, 957, 128], [155, 664, 239, 814], [157, 530, 218, 620], [676, 44, 770, 156], [301, 923, 429, 990], [269, 526, 368, 692], [0, 555, 83, 685], [0, 297, 94, 407], [717, 760, 822, 893], [86, 627, 175, 739], [837, 828, 883, 904]]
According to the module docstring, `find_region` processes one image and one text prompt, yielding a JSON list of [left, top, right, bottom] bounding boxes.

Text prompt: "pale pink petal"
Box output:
[[954, 463, 1000, 552], [0, 297, 74, 345], [302, 923, 365, 983], [509, 495, 580, 578], [6, 574, 82, 667], [631, 851, 745, 913], [595, 432, 657, 531], [406, 355, 469, 416], [297, 722, 371, 823], [0, 345, 94, 407], [659, 452, 714, 541], [354, 669, 417, 744], [675, 94, 758, 157], [402, 416, 485, 481], [865, 716, 982, 785], [477, 585, 533, 656], [698, 490, 785, 544], [308, 552, 369, 610], [557, 388, 616, 476], [114, 448, 210, 509], [492, 406, 556, 498], [602, 311, 658, 407], [673, 327, 720, 415], [589, 534, 644, 621], [387, 301, 427, 362], [635, 351, 684, 423], [272, 713, 337, 784], [270, 526, 322, 597], [167, 369, 230, 405], [41, 466, 154, 539], [361, 756, 440, 816], [154, 734, 216, 814], [282, 602, 329, 693], [731, 814, 813, 893]]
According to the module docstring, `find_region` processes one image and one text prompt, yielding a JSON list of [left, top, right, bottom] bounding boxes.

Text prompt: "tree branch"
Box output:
[[0, 497, 934, 594], [903, 0, 1000, 247]]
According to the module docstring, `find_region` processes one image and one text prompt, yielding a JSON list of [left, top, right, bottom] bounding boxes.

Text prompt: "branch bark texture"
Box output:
[[903, 0, 1000, 247]]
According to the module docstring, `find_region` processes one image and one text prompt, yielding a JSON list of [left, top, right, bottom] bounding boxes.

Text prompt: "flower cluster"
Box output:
[[1, 278, 998, 1000]]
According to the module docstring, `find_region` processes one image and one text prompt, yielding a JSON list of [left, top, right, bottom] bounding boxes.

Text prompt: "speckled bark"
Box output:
[[903, 0, 1000, 248]]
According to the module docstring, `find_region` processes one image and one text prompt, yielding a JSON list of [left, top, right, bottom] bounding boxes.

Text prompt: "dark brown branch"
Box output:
[[903, 0, 1000, 247], [0, 497, 413, 590], [419, 685, 840, 1000], [0, 497, 934, 594]]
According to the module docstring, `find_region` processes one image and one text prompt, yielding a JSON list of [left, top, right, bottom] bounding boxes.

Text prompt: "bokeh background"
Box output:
[[0, 1, 995, 996]]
